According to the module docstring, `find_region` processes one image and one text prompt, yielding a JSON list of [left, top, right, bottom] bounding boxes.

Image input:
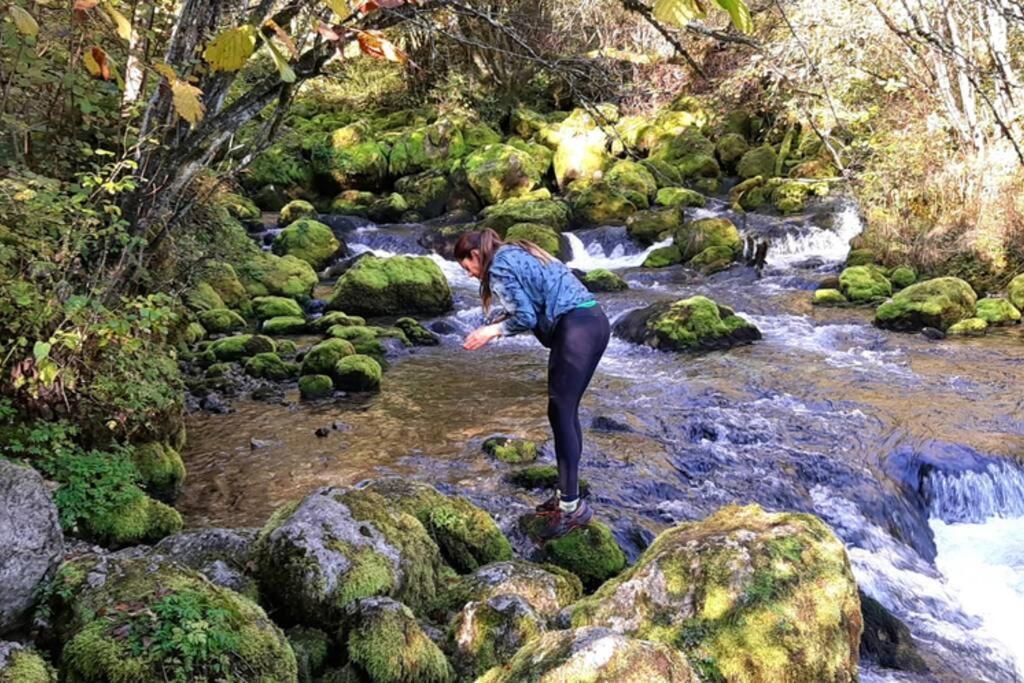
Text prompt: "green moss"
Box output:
[[334, 355, 382, 391], [199, 262, 251, 313], [641, 297, 760, 351], [221, 192, 261, 221], [299, 374, 334, 400], [245, 352, 299, 380], [81, 494, 183, 547], [340, 598, 454, 683], [276, 339, 299, 357], [1008, 273, 1024, 310], [506, 137, 554, 178], [716, 133, 749, 171], [395, 317, 440, 346], [205, 362, 232, 378], [394, 172, 451, 219], [875, 277, 978, 331], [729, 176, 767, 211], [641, 159, 685, 188], [482, 436, 538, 464], [975, 297, 1021, 326], [643, 245, 683, 268], [689, 245, 735, 274], [261, 316, 308, 335], [288, 626, 330, 683], [314, 138, 389, 191], [197, 308, 246, 334], [130, 442, 185, 502], [253, 296, 304, 320], [186, 282, 226, 312], [839, 266, 893, 302], [310, 311, 367, 332], [365, 479, 513, 574], [737, 144, 777, 179], [846, 249, 875, 267], [183, 321, 206, 345], [327, 255, 453, 317], [606, 160, 658, 203], [890, 266, 917, 289], [627, 207, 684, 246], [210, 334, 276, 361], [506, 466, 590, 496], [387, 118, 467, 178], [505, 223, 561, 256], [947, 317, 988, 336], [655, 186, 706, 208], [479, 198, 571, 234], [366, 193, 410, 223], [449, 595, 544, 678], [771, 180, 811, 214], [813, 289, 848, 306], [330, 190, 376, 217], [0, 647, 55, 683], [581, 269, 628, 292], [238, 253, 319, 301], [272, 218, 341, 270], [301, 338, 356, 376], [674, 217, 741, 262], [520, 517, 626, 591], [280, 200, 317, 226], [463, 144, 544, 205], [568, 180, 639, 226]]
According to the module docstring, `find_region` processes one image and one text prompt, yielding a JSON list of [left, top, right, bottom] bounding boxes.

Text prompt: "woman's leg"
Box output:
[[547, 308, 610, 504]]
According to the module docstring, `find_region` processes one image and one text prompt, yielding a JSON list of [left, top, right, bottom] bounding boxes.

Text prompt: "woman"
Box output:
[[455, 228, 610, 540]]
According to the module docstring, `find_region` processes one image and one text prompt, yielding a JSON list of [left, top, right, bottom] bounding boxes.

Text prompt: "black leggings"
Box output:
[[547, 305, 611, 500]]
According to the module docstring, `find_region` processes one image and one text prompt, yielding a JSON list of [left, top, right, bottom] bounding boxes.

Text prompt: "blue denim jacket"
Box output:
[[487, 245, 595, 345]]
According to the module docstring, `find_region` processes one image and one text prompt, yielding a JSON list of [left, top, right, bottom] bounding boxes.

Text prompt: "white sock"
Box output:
[[559, 497, 580, 513]]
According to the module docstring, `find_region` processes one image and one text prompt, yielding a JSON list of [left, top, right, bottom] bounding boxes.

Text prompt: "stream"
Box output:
[[181, 198, 1024, 682]]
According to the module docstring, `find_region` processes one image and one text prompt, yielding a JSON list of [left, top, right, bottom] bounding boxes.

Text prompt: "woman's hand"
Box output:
[[463, 323, 503, 351]]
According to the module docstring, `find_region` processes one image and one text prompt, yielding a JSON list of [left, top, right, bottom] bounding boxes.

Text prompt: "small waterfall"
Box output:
[[762, 202, 864, 268], [924, 461, 1024, 523], [564, 232, 672, 270]]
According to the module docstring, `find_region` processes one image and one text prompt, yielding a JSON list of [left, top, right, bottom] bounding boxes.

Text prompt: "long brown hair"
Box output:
[[454, 228, 556, 312]]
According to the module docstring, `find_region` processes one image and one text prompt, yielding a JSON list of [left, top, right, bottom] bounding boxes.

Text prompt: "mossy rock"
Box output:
[[626, 207, 684, 247], [641, 158, 685, 188], [334, 354, 382, 391], [221, 192, 261, 221], [363, 479, 512, 574], [78, 494, 183, 549], [197, 262, 251, 313], [813, 289, 848, 306], [1008, 273, 1024, 310], [298, 374, 334, 400], [859, 593, 928, 673], [253, 295, 304, 320], [339, 597, 454, 683], [253, 486, 448, 626], [568, 181, 639, 227], [0, 643, 55, 683], [463, 144, 544, 205], [238, 252, 318, 301], [450, 595, 544, 679], [737, 144, 778, 179], [272, 218, 341, 270], [655, 187, 706, 208], [261, 316, 307, 335], [643, 245, 683, 268], [688, 245, 735, 274], [314, 138, 388, 191], [311, 311, 367, 332], [186, 282, 226, 312], [395, 317, 440, 346], [387, 118, 467, 178], [649, 127, 715, 163], [131, 441, 186, 502], [276, 339, 299, 357], [210, 334, 276, 361], [245, 352, 299, 380], [476, 627, 697, 683], [330, 190, 377, 217], [479, 198, 571, 233], [197, 308, 246, 334], [614, 296, 761, 352], [287, 626, 331, 683], [48, 556, 297, 682], [975, 297, 1021, 326], [875, 277, 978, 332], [716, 132, 750, 172], [846, 248, 875, 267], [605, 160, 658, 203], [729, 175, 768, 211], [889, 266, 917, 290], [366, 193, 410, 224], [482, 436, 538, 464], [327, 255, 453, 317], [554, 130, 610, 190], [771, 180, 811, 214], [505, 465, 590, 498], [436, 560, 582, 621], [327, 324, 409, 346], [839, 266, 893, 303], [570, 504, 862, 683], [394, 171, 451, 220], [673, 217, 741, 262], [505, 223, 561, 257], [281, 199, 317, 227], [507, 137, 554, 178], [301, 338, 357, 376], [581, 268, 628, 292], [520, 517, 626, 591], [947, 317, 988, 336]]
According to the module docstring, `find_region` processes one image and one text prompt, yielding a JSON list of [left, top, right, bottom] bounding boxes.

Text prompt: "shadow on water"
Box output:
[[184, 200, 1024, 681]]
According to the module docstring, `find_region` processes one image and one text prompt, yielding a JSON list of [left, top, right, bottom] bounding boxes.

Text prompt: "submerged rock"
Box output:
[[0, 460, 63, 634], [614, 297, 761, 352], [477, 627, 698, 683], [947, 317, 988, 336], [875, 277, 977, 332], [580, 268, 628, 292], [482, 436, 539, 464], [570, 504, 862, 683], [253, 486, 447, 626], [327, 255, 453, 317], [813, 288, 848, 306], [0, 642, 54, 682]]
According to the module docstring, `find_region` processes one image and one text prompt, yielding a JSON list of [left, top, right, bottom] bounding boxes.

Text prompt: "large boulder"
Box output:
[[44, 555, 297, 682], [673, 217, 742, 262], [614, 297, 762, 352], [327, 255, 453, 317], [437, 560, 582, 621], [975, 297, 1021, 326], [875, 277, 977, 331], [153, 528, 259, 598], [464, 144, 546, 205], [1008, 273, 1024, 310], [129, 441, 186, 502], [480, 198, 571, 234], [451, 594, 544, 679], [314, 126, 388, 191], [839, 266, 892, 303], [606, 160, 658, 205], [253, 486, 448, 627], [477, 627, 698, 683], [571, 505, 862, 683], [238, 252, 318, 300], [387, 117, 467, 178], [737, 144, 778, 179], [0, 460, 63, 634], [252, 295, 304, 320], [568, 181, 639, 226], [506, 223, 562, 257], [363, 479, 512, 574], [554, 130, 610, 189], [395, 170, 451, 219], [626, 208, 684, 246], [301, 338, 357, 376], [272, 218, 342, 270], [0, 642, 55, 682]]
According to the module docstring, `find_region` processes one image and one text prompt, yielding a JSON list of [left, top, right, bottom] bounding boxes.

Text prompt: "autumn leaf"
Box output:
[[73, 0, 99, 20], [8, 5, 39, 37], [356, 0, 414, 14], [261, 33, 296, 83], [652, 0, 706, 27], [356, 30, 408, 63], [203, 25, 258, 72], [262, 20, 297, 59], [102, 2, 132, 41], [154, 63, 205, 124], [84, 46, 112, 80], [324, 0, 350, 18]]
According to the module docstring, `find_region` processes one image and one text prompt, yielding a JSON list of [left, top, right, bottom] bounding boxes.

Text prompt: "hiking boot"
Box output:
[[535, 491, 560, 514], [537, 499, 593, 540]]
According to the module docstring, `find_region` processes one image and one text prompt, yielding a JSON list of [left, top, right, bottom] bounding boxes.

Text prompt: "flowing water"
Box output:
[[182, 199, 1024, 681]]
